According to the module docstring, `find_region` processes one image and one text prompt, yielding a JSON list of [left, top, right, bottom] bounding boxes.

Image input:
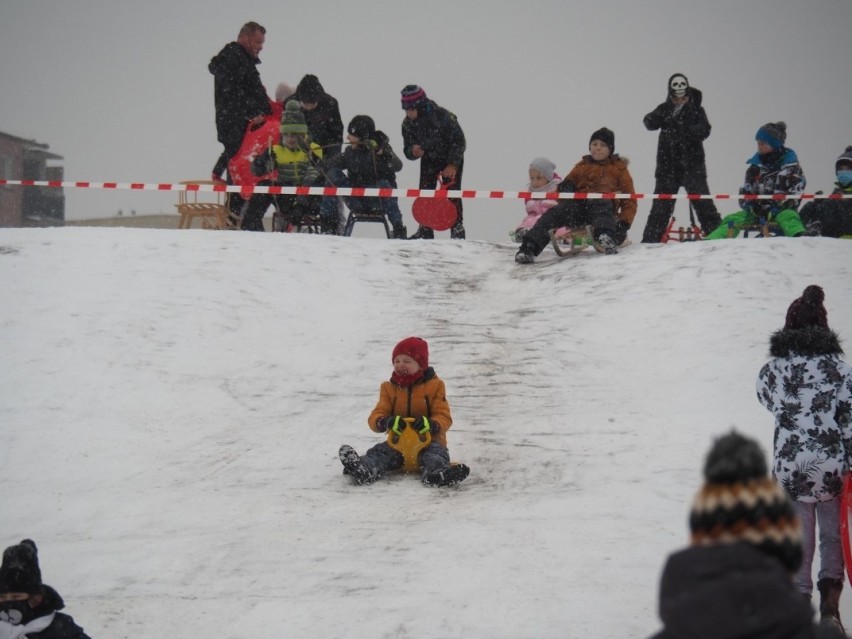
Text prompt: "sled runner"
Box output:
[[661, 200, 704, 243], [412, 175, 457, 232], [548, 225, 631, 257], [841, 472, 852, 585]]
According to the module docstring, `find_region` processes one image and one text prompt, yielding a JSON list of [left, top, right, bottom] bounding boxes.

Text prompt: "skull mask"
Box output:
[[670, 75, 689, 98]]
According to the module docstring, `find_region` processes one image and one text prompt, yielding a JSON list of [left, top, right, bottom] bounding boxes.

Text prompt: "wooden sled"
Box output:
[[548, 225, 630, 257]]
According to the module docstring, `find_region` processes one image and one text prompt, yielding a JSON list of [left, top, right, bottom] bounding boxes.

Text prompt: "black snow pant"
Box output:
[[641, 173, 721, 243], [520, 199, 617, 257], [361, 441, 452, 480]]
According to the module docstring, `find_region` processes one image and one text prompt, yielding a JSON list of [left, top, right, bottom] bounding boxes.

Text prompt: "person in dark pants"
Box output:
[[208, 21, 272, 221], [400, 85, 467, 239], [641, 73, 721, 242], [799, 146, 852, 238], [515, 128, 635, 264]]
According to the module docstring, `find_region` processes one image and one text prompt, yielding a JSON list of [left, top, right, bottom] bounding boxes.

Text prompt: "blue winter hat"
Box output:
[[756, 122, 787, 151]]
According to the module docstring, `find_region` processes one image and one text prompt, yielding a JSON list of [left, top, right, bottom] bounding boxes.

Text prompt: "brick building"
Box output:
[[0, 131, 64, 226]]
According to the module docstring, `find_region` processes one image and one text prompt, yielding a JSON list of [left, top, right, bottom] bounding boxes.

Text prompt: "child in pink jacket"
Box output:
[[512, 157, 561, 242]]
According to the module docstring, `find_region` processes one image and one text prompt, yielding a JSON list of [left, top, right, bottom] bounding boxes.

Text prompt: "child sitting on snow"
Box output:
[[799, 146, 852, 239], [704, 122, 808, 239], [511, 157, 561, 242], [242, 100, 324, 231], [338, 337, 469, 487]]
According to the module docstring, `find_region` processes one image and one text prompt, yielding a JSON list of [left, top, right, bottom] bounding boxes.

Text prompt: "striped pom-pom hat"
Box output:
[[689, 431, 803, 573], [401, 85, 428, 110]]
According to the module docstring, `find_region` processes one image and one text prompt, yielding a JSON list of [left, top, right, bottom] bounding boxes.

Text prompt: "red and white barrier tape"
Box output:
[[1, 179, 850, 201]]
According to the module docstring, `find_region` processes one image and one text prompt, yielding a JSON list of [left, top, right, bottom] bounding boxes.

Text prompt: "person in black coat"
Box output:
[[319, 115, 407, 238], [0, 539, 91, 639], [292, 74, 344, 159], [649, 432, 844, 639], [400, 85, 467, 239], [641, 73, 721, 242], [208, 21, 273, 217]]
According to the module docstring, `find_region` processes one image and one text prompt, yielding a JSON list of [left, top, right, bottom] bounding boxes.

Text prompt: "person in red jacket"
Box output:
[[338, 337, 469, 487]]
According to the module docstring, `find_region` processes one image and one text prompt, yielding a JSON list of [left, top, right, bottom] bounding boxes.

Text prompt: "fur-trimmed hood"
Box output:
[[768, 326, 843, 358]]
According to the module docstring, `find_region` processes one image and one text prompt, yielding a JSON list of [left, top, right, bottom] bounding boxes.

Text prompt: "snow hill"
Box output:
[[1, 228, 851, 639]]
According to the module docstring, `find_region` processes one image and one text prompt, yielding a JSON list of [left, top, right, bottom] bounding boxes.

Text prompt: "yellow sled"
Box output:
[[386, 417, 431, 472]]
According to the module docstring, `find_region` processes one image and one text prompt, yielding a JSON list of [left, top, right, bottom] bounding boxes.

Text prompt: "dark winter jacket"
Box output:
[[368, 367, 453, 448], [4, 585, 92, 639], [799, 184, 852, 238], [644, 87, 712, 181], [208, 42, 271, 153], [324, 131, 403, 187], [401, 101, 466, 168], [291, 81, 344, 157], [649, 543, 838, 639], [756, 326, 852, 502], [739, 148, 806, 216]]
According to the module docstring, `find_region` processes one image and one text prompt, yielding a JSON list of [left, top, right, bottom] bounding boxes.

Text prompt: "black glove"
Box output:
[[614, 220, 630, 246], [413, 416, 438, 435], [557, 178, 576, 193], [376, 416, 402, 433]]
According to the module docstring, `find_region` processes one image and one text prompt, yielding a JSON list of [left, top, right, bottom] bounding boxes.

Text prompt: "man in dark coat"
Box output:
[[208, 21, 272, 218], [400, 85, 467, 239], [291, 74, 344, 158], [641, 73, 721, 242], [0, 539, 92, 639]]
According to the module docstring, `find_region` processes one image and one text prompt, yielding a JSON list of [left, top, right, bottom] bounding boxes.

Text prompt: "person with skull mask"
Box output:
[[641, 73, 722, 243], [0, 539, 91, 639]]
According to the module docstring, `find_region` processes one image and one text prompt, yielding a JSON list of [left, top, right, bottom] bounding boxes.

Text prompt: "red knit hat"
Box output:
[[392, 337, 429, 370], [784, 285, 828, 330]]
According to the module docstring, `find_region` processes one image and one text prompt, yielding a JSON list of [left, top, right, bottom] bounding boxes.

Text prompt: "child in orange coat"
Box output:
[[338, 337, 469, 487]]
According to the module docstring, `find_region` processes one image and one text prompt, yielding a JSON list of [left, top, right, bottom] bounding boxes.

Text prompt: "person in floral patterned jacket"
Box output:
[[756, 284, 852, 632]]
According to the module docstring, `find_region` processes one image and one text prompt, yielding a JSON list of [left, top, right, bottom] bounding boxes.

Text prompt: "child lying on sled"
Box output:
[[338, 337, 469, 487]]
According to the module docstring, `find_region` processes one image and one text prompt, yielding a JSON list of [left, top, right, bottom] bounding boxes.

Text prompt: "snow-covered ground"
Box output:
[[1, 227, 850, 638]]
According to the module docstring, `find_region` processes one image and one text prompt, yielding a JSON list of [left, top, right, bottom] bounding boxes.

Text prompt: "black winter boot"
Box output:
[[514, 237, 537, 264], [408, 225, 434, 240], [423, 463, 470, 487], [817, 578, 845, 633], [392, 222, 407, 239], [339, 445, 375, 485]]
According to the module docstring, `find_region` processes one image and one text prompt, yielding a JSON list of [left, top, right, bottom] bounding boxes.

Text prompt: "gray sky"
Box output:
[[2, 0, 850, 241]]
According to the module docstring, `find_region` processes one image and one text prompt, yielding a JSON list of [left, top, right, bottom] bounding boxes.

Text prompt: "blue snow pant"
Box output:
[[519, 199, 617, 256], [360, 441, 451, 480], [320, 169, 403, 227]]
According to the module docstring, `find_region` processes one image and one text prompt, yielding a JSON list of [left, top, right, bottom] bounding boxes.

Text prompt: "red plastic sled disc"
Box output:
[[412, 197, 457, 231]]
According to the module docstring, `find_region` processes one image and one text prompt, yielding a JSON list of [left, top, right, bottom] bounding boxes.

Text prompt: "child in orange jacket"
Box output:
[[338, 337, 469, 487]]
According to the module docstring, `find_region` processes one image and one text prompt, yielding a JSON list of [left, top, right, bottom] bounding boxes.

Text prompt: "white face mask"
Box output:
[[670, 75, 688, 98]]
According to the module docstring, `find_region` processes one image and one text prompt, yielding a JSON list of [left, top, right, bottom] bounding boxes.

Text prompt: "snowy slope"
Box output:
[[1, 228, 851, 638]]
